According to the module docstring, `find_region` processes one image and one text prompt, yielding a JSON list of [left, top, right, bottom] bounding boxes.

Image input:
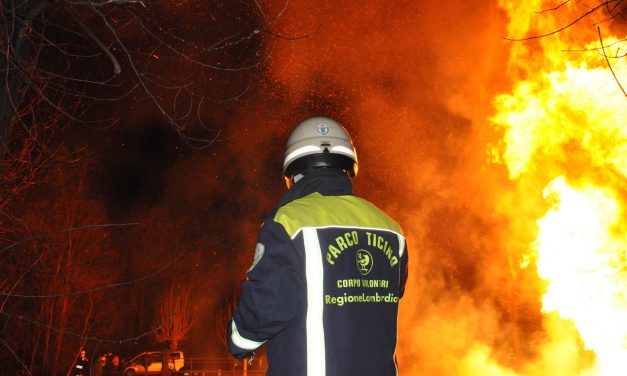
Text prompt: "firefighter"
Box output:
[[227, 117, 409, 375], [74, 349, 89, 376]]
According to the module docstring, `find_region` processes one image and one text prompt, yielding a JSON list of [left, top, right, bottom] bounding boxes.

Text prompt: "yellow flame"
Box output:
[[492, 0, 627, 374], [534, 178, 627, 375], [492, 62, 627, 180]]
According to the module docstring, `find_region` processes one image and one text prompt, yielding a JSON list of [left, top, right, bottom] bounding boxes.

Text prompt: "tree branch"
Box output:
[[1, 249, 187, 298], [504, 0, 621, 41], [597, 26, 627, 97], [66, 7, 121, 75]]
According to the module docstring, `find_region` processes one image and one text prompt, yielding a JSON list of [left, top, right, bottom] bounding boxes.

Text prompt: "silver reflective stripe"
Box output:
[[284, 145, 322, 167], [329, 145, 356, 158], [398, 233, 405, 257], [231, 320, 265, 351], [303, 228, 326, 376]]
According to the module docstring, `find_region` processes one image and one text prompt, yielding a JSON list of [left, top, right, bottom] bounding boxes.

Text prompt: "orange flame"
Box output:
[[492, 0, 627, 375]]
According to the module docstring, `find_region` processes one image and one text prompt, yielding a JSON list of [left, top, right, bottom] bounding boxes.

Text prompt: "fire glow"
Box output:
[[534, 178, 626, 375], [492, 0, 627, 375]]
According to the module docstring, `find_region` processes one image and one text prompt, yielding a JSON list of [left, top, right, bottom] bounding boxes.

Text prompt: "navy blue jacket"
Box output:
[[228, 169, 408, 376]]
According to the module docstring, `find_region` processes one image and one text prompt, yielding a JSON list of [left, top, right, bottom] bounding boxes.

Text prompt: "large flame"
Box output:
[[534, 178, 627, 375], [493, 0, 627, 375], [261, 0, 625, 374]]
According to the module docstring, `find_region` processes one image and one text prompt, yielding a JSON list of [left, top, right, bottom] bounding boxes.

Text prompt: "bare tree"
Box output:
[[1, 0, 271, 159], [213, 286, 237, 350], [0, 159, 126, 374], [1, 1, 282, 373], [1, 0, 272, 214], [153, 285, 197, 351]]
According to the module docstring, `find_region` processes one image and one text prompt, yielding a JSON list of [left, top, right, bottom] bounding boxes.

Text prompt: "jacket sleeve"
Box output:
[[228, 219, 305, 358], [399, 241, 409, 298]]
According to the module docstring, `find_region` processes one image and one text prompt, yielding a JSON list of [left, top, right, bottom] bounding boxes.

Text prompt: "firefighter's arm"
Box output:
[[228, 220, 304, 358], [399, 241, 409, 298]]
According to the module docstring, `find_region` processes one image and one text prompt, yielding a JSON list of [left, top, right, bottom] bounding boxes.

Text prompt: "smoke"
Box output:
[[6, 0, 565, 368], [251, 0, 576, 373], [65, 0, 612, 369]]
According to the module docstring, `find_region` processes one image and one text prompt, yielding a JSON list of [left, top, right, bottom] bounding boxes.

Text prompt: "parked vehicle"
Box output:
[[123, 351, 184, 375]]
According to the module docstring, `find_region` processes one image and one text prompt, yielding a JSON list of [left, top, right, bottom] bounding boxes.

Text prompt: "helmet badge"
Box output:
[[317, 123, 330, 136]]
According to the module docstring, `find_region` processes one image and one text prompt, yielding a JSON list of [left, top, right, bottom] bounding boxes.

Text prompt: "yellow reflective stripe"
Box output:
[[274, 193, 401, 238], [303, 228, 326, 376], [231, 321, 265, 351]]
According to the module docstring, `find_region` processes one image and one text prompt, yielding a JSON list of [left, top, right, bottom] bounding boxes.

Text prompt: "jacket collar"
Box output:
[[278, 168, 354, 207]]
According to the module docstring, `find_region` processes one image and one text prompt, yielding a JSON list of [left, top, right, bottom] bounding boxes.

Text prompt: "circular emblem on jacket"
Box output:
[[356, 249, 373, 276], [317, 123, 330, 135]]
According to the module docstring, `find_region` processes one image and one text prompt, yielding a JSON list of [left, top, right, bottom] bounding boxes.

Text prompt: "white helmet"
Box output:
[[283, 117, 358, 185]]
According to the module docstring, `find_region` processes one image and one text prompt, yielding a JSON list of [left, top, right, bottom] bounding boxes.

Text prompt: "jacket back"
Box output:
[[229, 169, 408, 376]]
